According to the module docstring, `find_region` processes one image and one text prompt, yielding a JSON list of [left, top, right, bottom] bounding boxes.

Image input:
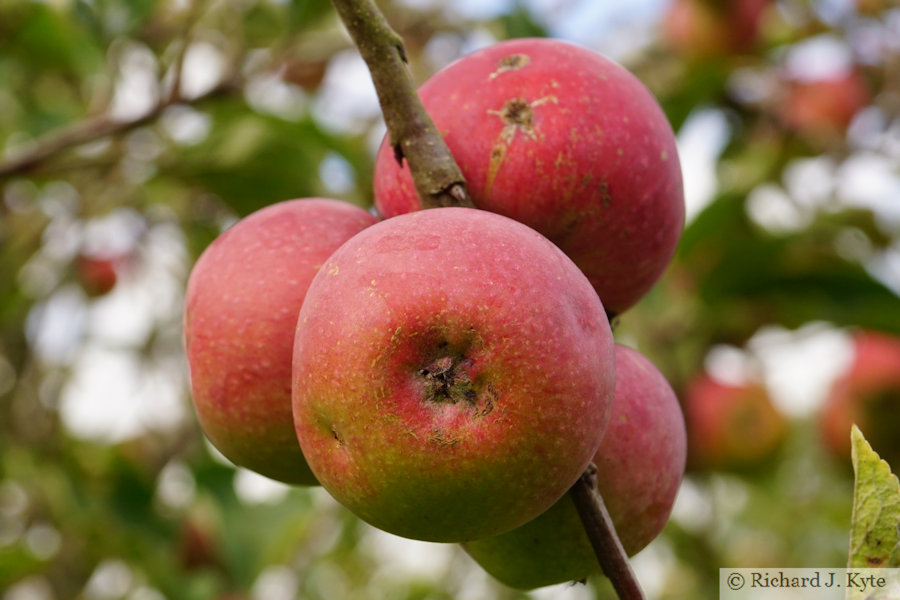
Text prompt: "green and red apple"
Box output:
[[461, 344, 686, 589], [291, 207, 616, 542], [183, 198, 377, 485]]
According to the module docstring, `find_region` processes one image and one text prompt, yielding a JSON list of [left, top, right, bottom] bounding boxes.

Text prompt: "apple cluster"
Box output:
[[184, 38, 687, 589]]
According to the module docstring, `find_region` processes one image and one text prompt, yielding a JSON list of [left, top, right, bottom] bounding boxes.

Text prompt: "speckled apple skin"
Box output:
[[184, 198, 378, 485], [292, 207, 616, 543], [462, 344, 686, 590], [373, 38, 684, 315]]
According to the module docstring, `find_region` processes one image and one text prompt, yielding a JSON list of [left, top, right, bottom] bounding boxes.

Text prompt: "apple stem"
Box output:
[[570, 463, 647, 600], [328, 0, 475, 210]]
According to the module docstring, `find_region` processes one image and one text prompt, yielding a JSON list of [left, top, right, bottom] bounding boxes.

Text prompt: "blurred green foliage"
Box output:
[[1, 0, 899, 599]]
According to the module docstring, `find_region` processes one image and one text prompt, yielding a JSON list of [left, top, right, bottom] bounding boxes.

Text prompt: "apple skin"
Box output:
[[683, 373, 786, 472], [372, 38, 684, 316], [291, 207, 616, 543], [820, 330, 900, 467], [183, 198, 378, 485], [461, 344, 686, 590]]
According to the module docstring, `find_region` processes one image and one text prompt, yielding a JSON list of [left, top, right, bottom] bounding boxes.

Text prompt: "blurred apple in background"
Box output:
[[684, 372, 787, 472], [820, 330, 900, 468], [75, 253, 123, 297], [777, 70, 870, 141], [662, 0, 772, 59]]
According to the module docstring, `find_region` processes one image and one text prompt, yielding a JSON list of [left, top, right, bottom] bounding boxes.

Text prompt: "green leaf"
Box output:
[[848, 425, 900, 569]]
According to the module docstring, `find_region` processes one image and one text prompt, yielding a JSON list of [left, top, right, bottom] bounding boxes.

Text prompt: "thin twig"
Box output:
[[570, 463, 647, 600], [0, 77, 239, 179], [328, 0, 474, 209]]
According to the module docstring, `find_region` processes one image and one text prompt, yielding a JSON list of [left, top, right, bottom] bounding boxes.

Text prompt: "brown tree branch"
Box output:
[[0, 77, 239, 179], [328, 0, 474, 209], [570, 463, 646, 599]]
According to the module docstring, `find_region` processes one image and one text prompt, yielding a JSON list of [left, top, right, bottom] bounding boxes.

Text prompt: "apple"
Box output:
[[662, 0, 771, 59], [820, 330, 900, 467], [372, 37, 684, 316], [461, 344, 686, 590], [778, 71, 870, 139], [183, 198, 378, 485], [291, 207, 616, 542], [683, 373, 786, 471], [76, 253, 120, 297]]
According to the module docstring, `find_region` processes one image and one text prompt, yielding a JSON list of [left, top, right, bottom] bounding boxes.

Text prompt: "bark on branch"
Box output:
[[570, 463, 647, 599], [0, 77, 239, 180], [329, 0, 473, 209]]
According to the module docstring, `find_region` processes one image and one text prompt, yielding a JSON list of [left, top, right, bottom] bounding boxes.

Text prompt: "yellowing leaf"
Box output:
[[848, 425, 900, 569]]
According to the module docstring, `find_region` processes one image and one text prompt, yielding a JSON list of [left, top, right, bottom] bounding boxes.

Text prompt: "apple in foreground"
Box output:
[[683, 373, 786, 472], [291, 207, 616, 542], [372, 37, 684, 316], [461, 344, 686, 590], [183, 198, 377, 485], [820, 330, 900, 468]]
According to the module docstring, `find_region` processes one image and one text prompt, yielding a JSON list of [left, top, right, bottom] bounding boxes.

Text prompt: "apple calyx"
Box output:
[[419, 354, 476, 405]]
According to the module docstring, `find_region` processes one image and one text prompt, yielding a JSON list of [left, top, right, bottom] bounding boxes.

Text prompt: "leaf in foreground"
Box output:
[[848, 424, 900, 569]]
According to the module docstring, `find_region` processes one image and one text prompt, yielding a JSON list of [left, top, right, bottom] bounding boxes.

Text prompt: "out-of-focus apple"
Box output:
[[663, 0, 771, 59], [684, 373, 787, 471], [75, 253, 121, 297], [778, 71, 870, 139]]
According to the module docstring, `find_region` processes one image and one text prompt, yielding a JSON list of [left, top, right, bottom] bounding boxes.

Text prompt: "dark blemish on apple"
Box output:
[[428, 429, 460, 446], [599, 181, 612, 207], [330, 425, 345, 447], [419, 355, 473, 405], [485, 143, 507, 199], [489, 54, 531, 80], [499, 98, 534, 131]]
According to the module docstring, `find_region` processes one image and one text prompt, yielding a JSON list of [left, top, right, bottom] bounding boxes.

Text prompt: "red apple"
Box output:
[[461, 344, 686, 589], [820, 330, 900, 467], [778, 71, 870, 138], [291, 207, 616, 542], [76, 253, 120, 297], [183, 198, 377, 485], [663, 0, 771, 59], [372, 38, 684, 316], [684, 373, 786, 471]]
